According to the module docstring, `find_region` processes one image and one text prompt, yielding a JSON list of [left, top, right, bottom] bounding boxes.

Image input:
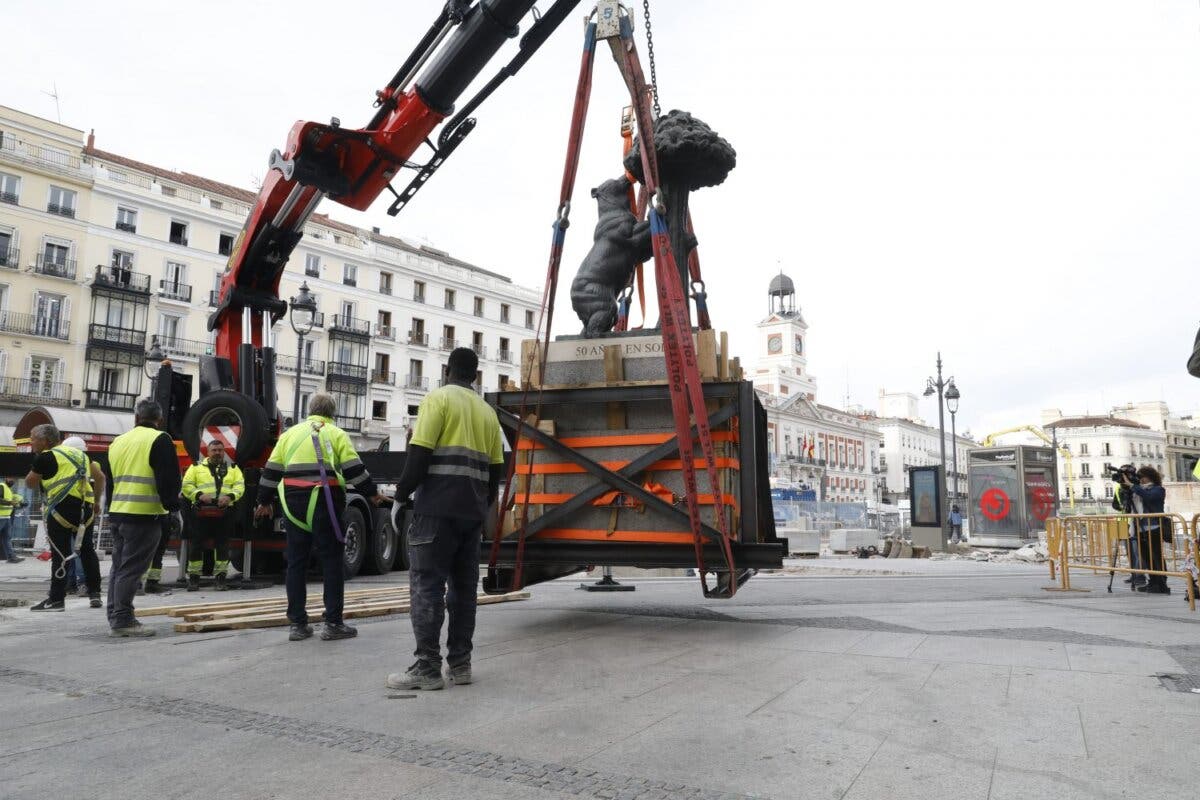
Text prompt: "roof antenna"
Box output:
[[42, 82, 62, 123]]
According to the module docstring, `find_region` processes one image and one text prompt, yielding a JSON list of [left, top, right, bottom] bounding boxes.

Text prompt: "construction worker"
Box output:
[[0, 477, 25, 563], [255, 393, 386, 642], [140, 514, 174, 594], [386, 347, 504, 692], [181, 439, 244, 591], [106, 399, 183, 637], [25, 425, 105, 611]]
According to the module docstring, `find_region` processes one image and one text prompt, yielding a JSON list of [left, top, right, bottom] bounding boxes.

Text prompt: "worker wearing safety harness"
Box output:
[[0, 477, 25, 563], [25, 424, 106, 611], [255, 393, 385, 642], [181, 439, 245, 591], [387, 347, 505, 692], [106, 400, 182, 637]]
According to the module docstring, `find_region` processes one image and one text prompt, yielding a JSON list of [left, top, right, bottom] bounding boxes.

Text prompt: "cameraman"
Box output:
[[1111, 465, 1143, 587], [1122, 466, 1169, 595]]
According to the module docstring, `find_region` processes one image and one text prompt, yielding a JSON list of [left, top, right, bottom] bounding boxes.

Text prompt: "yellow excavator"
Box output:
[[980, 425, 1076, 510]]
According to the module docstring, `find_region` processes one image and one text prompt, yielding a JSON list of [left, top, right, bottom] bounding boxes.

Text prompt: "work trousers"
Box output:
[[0, 517, 13, 559], [407, 514, 482, 669], [107, 517, 163, 629], [144, 515, 171, 582], [284, 506, 345, 626], [1137, 526, 1168, 588], [48, 518, 100, 601], [187, 515, 230, 576]]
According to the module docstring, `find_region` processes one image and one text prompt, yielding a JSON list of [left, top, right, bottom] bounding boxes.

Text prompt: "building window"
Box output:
[[305, 254, 320, 277], [218, 232, 235, 257], [472, 330, 484, 356], [116, 207, 138, 233], [372, 400, 388, 420], [27, 356, 62, 394], [379, 272, 393, 295], [1079, 443, 1088, 455], [413, 280, 426, 303], [499, 337, 511, 362], [1102, 442, 1111, 456], [342, 263, 357, 287], [1104, 485, 1113, 498], [47, 186, 76, 217], [473, 296, 484, 317], [0, 172, 19, 204], [1082, 486, 1093, 499], [0, 227, 15, 267], [498, 373, 510, 389], [159, 314, 183, 345], [1080, 463, 1090, 477], [169, 220, 189, 247], [500, 303, 510, 324], [444, 289, 456, 310], [340, 300, 355, 321], [441, 324, 455, 350], [409, 359, 423, 378], [525, 309, 535, 330]]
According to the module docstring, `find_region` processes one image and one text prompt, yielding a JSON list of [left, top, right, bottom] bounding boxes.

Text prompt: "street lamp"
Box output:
[[289, 281, 317, 424], [923, 352, 954, 541], [945, 379, 961, 506]]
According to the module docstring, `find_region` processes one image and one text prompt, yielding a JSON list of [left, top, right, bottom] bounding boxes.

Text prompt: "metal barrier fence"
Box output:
[[773, 501, 869, 531], [1045, 513, 1199, 611]]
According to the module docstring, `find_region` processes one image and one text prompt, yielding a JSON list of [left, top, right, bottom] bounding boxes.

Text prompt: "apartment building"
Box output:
[[0, 105, 540, 446]]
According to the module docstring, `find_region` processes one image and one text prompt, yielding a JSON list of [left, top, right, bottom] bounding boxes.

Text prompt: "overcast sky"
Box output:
[[5, 0, 1198, 436]]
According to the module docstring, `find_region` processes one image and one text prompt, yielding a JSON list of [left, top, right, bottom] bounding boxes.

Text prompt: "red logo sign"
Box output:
[[980, 488, 1011, 521], [1030, 487, 1055, 521]]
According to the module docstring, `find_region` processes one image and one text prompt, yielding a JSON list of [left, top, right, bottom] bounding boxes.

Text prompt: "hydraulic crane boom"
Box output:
[[200, 0, 579, 464]]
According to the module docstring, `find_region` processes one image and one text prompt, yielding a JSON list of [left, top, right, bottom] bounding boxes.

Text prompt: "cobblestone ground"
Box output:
[[2, 562, 1198, 799]]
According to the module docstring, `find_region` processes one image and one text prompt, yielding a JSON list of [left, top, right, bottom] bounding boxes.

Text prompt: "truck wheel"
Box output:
[[180, 389, 270, 463], [362, 507, 398, 575], [341, 505, 367, 579]]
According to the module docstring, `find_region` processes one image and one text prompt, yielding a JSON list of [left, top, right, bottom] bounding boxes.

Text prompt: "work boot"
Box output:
[[89, 594, 102, 609], [109, 622, 155, 638], [1136, 583, 1171, 595], [320, 622, 358, 641], [448, 663, 472, 686], [186, 574, 200, 592], [214, 573, 228, 592], [288, 624, 314, 641], [76, 584, 90, 597], [7, 556, 24, 563], [144, 579, 164, 594], [30, 598, 64, 612], [386, 662, 445, 691]]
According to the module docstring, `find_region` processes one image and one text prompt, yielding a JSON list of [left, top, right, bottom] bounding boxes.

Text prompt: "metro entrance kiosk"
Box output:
[[967, 445, 1058, 548]]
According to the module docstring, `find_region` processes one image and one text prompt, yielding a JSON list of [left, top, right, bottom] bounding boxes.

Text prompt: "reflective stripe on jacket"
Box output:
[[109, 426, 168, 516], [409, 384, 504, 521], [44, 445, 92, 505], [260, 415, 374, 530], [182, 461, 245, 503]]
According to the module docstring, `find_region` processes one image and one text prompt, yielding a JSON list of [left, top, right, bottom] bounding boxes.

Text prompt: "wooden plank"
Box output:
[[138, 586, 408, 618], [180, 591, 413, 622], [730, 357, 742, 381], [520, 339, 543, 389], [697, 329, 717, 381], [603, 344, 626, 429], [718, 331, 729, 381], [175, 591, 531, 633]]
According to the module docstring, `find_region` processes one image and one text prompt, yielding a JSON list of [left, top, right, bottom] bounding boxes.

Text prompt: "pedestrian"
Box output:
[[948, 504, 963, 544], [1, 477, 25, 563], [386, 347, 504, 691], [1123, 466, 1170, 595], [1112, 464, 1143, 587], [255, 393, 386, 642], [181, 439, 244, 591], [106, 400, 183, 636]]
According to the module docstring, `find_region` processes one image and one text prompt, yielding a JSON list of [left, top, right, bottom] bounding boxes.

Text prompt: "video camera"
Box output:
[[1108, 465, 1137, 483]]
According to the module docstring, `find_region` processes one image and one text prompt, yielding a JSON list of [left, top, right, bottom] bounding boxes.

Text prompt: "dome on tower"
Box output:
[[768, 272, 794, 297]]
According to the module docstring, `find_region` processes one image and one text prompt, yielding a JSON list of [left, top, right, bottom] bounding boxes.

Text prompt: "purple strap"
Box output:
[[311, 431, 347, 544]]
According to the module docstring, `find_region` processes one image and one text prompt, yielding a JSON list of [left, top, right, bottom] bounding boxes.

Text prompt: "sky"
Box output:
[[5, 0, 1199, 437]]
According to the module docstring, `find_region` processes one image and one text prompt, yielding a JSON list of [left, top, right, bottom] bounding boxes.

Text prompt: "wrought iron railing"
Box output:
[[34, 254, 76, 280], [329, 315, 370, 335], [471, 343, 487, 359], [404, 375, 429, 391], [94, 266, 151, 293], [85, 390, 137, 411], [47, 202, 75, 218], [374, 324, 396, 341], [156, 336, 213, 359], [0, 311, 70, 340], [115, 221, 137, 234], [0, 377, 72, 406], [159, 280, 192, 302], [0, 247, 18, 269], [334, 415, 364, 430], [327, 361, 369, 381], [407, 331, 429, 347], [275, 354, 326, 376], [371, 370, 396, 385], [439, 337, 458, 351], [498, 349, 513, 364], [88, 323, 146, 349]]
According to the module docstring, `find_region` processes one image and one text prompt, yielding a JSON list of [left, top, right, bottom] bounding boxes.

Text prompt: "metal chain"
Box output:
[[642, 0, 661, 118]]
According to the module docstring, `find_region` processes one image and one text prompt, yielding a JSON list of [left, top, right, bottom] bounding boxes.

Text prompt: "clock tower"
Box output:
[[754, 271, 817, 399]]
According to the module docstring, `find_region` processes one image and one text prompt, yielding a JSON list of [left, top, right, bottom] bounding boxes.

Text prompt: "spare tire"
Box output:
[[181, 389, 270, 463]]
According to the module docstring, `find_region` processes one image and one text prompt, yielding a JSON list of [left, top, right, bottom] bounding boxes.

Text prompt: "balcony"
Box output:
[[115, 221, 137, 234], [311, 311, 325, 328], [407, 331, 429, 347], [413, 292, 425, 304], [0, 137, 83, 173], [159, 280, 192, 303], [374, 324, 396, 341], [34, 254, 77, 280], [371, 370, 396, 386], [0, 191, 17, 205], [156, 336, 213, 360], [471, 343, 487, 359], [334, 415, 364, 431], [93, 265, 151, 294], [498, 349, 513, 364], [0, 311, 70, 340], [305, 265, 320, 278], [0, 377, 72, 407], [404, 375, 429, 391], [275, 354, 326, 377], [85, 390, 137, 411], [439, 337, 458, 351], [329, 314, 370, 337], [343, 276, 357, 287], [327, 361, 369, 381], [47, 202, 76, 218], [379, 283, 392, 296], [0, 247, 18, 269], [169, 234, 188, 247], [88, 323, 146, 351]]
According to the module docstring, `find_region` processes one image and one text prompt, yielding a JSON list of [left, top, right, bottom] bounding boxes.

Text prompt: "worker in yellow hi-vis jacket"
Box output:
[[181, 438, 245, 592]]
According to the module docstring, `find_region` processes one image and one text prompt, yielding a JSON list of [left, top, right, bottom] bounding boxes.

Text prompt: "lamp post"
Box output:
[[144, 335, 166, 396], [923, 353, 954, 540], [945, 379, 961, 505], [289, 281, 317, 425]]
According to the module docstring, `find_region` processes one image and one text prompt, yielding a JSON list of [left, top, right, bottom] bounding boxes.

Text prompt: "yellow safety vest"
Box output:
[[182, 461, 245, 504], [266, 416, 355, 532], [1193, 460, 1200, 481], [43, 445, 93, 505], [109, 426, 168, 516], [0, 482, 15, 519]]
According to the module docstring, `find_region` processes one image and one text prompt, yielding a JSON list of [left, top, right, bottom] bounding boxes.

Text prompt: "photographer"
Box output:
[[1110, 464, 1143, 588], [1121, 466, 1169, 595]]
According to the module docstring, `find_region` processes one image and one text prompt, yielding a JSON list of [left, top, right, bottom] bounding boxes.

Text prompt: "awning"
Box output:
[[13, 407, 133, 447]]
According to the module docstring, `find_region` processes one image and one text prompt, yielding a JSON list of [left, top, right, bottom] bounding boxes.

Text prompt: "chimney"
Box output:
[[86, 129, 95, 151]]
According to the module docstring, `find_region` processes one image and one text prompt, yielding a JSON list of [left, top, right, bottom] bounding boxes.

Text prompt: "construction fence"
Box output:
[[1044, 513, 1200, 611]]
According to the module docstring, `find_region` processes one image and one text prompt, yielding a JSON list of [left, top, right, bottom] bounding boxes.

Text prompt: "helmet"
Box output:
[[62, 436, 87, 451]]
